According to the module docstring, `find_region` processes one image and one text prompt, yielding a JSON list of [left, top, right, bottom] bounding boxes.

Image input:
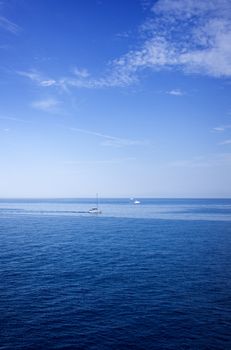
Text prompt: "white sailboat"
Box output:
[[88, 193, 102, 214]]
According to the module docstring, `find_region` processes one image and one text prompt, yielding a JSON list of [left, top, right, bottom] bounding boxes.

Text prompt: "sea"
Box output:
[[0, 198, 231, 350]]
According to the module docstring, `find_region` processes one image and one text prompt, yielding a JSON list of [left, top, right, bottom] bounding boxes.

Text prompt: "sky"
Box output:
[[0, 0, 231, 198]]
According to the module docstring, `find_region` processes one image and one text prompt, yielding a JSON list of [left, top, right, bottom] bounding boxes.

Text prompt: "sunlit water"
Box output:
[[0, 199, 231, 349]]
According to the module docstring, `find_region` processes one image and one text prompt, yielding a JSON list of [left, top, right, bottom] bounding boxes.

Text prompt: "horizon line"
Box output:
[[0, 197, 230, 200]]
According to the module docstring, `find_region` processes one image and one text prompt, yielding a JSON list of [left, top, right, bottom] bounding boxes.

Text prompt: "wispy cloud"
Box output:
[[213, 126, 226, 132], [140, 0, 152, 11], [168, 153, 231, 168], [212, 124, 231, 132], [31, 98, 61, 112], [112, 0, 231, 80], [0, 15, 21, 34], [70, 127, 147, 147], [0, 115, 31, 123], [64, 157, 136, 165], [219, 139, 231, 145], [166, 89, 185, 96], [115, 31, 132, 39], [168, 156, 212, 168], [17, 0, 231, 91], [40, 79, 56, 87], [73, 67, 90, 78], [18, 70, 57, 87]]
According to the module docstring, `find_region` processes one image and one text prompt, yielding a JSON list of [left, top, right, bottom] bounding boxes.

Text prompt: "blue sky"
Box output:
[[0, 0, 231, 198]]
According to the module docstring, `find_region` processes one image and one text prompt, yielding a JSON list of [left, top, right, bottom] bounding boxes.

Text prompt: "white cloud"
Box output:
[[168, 153, 231, 168], [18, 70, 41, 82], [31, 98, 61, 112], [219, 139, 231, 145], [0, 15, 21, 34], [70, 127, 147, 147], [73, 67, 90, 78], [18, 70, 56, 87], [179, 27, 231, 77], [166, 89, 184, 96], [40, 79, 56, 87], [64, 157, 136, 165], [17, 0, 231, 91], [212, 125, 231, 132], [66, 0, 231, 86], [152, 0, 222, 17], [0, 116, 31, 123], [109, 0, 231, 82], [118, 0, 231, 79], [213, 126, 225, 132]]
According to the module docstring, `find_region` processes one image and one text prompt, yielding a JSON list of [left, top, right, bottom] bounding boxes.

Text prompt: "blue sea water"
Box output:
[[0, 198, 231, 349]]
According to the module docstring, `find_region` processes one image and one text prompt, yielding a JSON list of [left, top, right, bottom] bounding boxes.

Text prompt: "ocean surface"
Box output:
[[0, 198, 231, 349]]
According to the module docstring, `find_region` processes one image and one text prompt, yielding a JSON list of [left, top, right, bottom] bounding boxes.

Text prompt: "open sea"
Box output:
[[0, 198, 231, 349]]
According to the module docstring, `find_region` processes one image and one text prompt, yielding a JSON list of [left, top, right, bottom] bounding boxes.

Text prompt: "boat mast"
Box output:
[[96, 193, 99, 209]]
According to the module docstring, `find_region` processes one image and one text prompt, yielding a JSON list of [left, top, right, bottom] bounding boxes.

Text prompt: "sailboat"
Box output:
[[88, 193, 102, 214]]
